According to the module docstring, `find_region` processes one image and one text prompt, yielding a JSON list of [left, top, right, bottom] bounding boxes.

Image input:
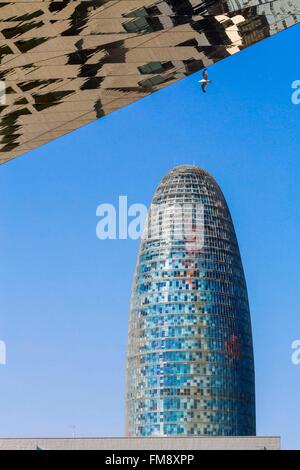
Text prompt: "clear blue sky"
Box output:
[[0, 26, 300, 449]]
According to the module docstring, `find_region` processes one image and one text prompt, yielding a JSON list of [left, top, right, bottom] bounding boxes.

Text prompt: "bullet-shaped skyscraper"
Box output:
[[126, 166, 255, 437]]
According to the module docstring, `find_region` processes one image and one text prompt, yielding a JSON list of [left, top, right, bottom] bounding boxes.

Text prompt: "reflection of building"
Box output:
[[1, 0, 300, 164], [126, 166, 256, 437]]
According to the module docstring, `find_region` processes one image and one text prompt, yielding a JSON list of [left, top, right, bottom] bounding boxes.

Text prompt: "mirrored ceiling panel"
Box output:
[[0, 0, 299, 163]]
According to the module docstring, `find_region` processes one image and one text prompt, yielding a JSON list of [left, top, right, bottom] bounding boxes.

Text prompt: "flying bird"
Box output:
[[199, 68, 212, 93]]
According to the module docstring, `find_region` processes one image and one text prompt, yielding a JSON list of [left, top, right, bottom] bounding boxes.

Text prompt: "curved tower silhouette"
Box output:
[[126, 165, 255, 437]]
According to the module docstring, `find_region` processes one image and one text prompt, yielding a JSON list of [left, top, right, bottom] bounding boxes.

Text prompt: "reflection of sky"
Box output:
[[0, 25, 299, 448]]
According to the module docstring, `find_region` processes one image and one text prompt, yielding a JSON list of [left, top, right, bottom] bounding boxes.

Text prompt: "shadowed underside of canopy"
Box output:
[[0, 0, 299, 164]]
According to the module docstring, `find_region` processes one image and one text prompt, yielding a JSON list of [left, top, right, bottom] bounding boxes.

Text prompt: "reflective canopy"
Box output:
[[1, 0, 299, 163]]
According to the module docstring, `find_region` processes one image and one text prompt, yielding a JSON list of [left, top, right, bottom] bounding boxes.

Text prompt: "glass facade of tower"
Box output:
[[125, 166, 255, 437], [1, 1, 299, 164]]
